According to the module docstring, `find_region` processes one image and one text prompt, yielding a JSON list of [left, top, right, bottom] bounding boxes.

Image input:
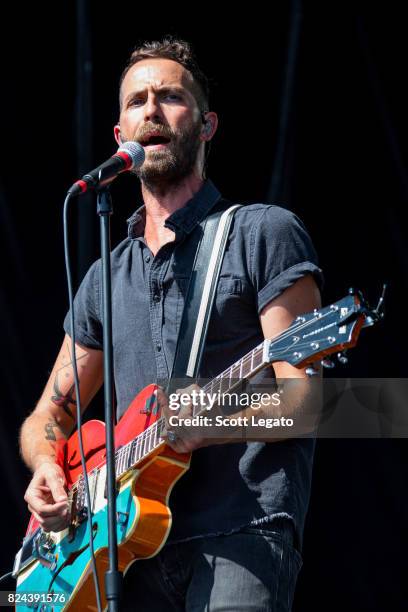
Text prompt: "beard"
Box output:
[[122, 119, 202, 190]]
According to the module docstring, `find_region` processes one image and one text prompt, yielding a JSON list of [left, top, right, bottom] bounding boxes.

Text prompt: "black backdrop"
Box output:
[[1, 3, 407, 610]]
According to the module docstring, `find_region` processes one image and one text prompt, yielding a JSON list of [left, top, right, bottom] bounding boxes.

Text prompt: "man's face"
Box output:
[[116, 58, 204, 186]]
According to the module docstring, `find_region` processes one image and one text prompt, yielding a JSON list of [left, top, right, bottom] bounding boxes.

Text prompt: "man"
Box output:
[[20, 38, 323, 611]]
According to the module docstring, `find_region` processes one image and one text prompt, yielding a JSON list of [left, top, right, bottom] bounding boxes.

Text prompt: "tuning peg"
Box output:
[[305, 366, 319, 377], [337, 352, 348, 364], [321, 358, 335, 369]]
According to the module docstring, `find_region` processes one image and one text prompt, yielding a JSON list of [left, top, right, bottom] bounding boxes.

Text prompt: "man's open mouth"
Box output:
[[139, 134, 171, 147]]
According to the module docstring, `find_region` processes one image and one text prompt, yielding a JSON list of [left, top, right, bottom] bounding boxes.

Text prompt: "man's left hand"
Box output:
[[157, 384, 209, 453]]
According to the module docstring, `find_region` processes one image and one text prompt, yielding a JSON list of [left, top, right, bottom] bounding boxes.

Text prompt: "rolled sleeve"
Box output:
[[250, 206, 324, 314], [63, 259, 103, 349]]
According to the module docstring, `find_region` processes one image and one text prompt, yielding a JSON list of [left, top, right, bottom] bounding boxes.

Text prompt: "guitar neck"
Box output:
[[114, 339, 270, 476], [191, 340, 268, 417]]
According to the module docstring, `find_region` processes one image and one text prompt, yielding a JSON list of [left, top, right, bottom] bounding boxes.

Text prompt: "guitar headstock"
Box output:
[[266, 287, 385, 373]]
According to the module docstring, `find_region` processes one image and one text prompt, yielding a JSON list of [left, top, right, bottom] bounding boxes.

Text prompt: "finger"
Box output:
[[40, 501, 69, 518], [156, 386, 169, 409], [47, 472, 68, 503], [30, 466, 67, 503], [28, 505, 69, 532], [162, 425, 179, 441], [27, 496, 69, 518], [41, 515, 70, 533], [177, 401, 193, 419]]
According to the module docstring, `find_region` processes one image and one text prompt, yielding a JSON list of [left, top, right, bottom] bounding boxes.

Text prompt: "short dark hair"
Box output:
[[119, 37, 209, 112]]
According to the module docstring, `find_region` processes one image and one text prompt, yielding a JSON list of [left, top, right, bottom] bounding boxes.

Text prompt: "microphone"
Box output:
[[68, 141, 145, 195]]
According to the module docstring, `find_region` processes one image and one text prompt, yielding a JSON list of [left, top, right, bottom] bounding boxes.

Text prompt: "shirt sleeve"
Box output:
[[250, 206, 324, 314], [63, 259, 103, 349]]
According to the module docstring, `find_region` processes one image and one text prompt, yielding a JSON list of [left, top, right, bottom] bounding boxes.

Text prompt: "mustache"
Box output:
[[136, 123, 174, 142]]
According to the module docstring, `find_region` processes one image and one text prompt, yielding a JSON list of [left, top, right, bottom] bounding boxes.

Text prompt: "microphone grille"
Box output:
[[119, 141, 145, 168]]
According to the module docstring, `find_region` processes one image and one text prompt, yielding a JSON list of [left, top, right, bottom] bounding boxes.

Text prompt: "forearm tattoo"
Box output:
[[51, 377, 76, 420], [50, 343, 88, 420], [44, 418, 61, 442]]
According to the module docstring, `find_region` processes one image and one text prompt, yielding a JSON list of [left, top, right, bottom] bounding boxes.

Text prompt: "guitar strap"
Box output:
[[168, 201, 242, 392]]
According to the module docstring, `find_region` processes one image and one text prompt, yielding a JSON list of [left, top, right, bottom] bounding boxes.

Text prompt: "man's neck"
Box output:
[[141, 174, 205, 256]]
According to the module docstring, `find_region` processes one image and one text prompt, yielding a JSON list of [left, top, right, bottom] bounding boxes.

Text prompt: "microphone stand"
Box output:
[[97, 186, 122, 611]]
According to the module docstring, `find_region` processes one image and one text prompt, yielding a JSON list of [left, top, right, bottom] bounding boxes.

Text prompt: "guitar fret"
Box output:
[[138, 433, 144, 460], [139, 433, 144, 459], [115, 450, 120, 475], [214, 377, 222, 397], [118, 449, 124, 475], [141, 430, 148, 458], [228, 365, 233, 388], [230, 363, 241, 379], [241, 354, 251, 378], [124, 443, 131, 471], [135, 436, 141, 463], [130, 440, 136, 466], [119, 448, 124, 474], [253, 347, 263, 369], [147, 429, 152, 454], [142, 431, 148, 458]]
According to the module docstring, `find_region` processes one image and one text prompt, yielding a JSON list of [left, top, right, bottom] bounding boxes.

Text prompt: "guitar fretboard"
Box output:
[[112, 338, 267, 478]]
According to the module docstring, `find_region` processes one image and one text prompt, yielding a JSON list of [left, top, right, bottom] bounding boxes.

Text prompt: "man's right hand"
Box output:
[[24, 459, 70, 532]]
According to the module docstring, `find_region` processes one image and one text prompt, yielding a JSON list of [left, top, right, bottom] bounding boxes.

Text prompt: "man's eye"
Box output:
[[164, 94, 182, 102], [129, 98, 144, 107]]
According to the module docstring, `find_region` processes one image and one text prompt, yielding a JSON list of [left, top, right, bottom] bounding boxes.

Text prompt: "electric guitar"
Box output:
[[13, 289, 383, 611]]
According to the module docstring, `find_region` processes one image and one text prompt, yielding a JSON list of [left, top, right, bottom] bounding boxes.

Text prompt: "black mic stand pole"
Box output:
[[97, 186, 122, 611]]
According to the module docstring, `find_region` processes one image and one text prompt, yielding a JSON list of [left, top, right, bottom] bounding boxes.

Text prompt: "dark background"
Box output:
[[1, 2, 407, 610]]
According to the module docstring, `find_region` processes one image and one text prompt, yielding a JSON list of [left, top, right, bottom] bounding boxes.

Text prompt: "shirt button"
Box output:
[[153, 293, 160, 303], [145, 255, 151, 263], [156, 345, 162, 352]]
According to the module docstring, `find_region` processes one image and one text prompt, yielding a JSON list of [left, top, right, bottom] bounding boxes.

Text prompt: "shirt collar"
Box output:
[[127, 179, 222, 240]]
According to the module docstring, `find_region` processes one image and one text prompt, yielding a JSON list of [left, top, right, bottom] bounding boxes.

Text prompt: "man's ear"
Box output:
[[114, 124, 122, 146], [200, 112, 219, 142]]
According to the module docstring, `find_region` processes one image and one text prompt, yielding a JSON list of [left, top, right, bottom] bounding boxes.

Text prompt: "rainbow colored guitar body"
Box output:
[[15, 384, 191, 611]]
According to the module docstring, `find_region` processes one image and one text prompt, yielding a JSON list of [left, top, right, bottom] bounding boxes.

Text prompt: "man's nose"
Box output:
[[143, 93, 163, 122]]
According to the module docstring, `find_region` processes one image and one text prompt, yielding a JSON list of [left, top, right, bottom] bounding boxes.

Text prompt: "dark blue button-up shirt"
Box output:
[[64, 179, 324, 548]]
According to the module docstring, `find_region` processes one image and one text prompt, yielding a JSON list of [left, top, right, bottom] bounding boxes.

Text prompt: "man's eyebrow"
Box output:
[[156, 86, 186, 95], [124, 86, 187, 105]]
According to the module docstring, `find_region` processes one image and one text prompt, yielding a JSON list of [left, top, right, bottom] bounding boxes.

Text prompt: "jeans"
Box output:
[[121, 519, 303, 611]]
